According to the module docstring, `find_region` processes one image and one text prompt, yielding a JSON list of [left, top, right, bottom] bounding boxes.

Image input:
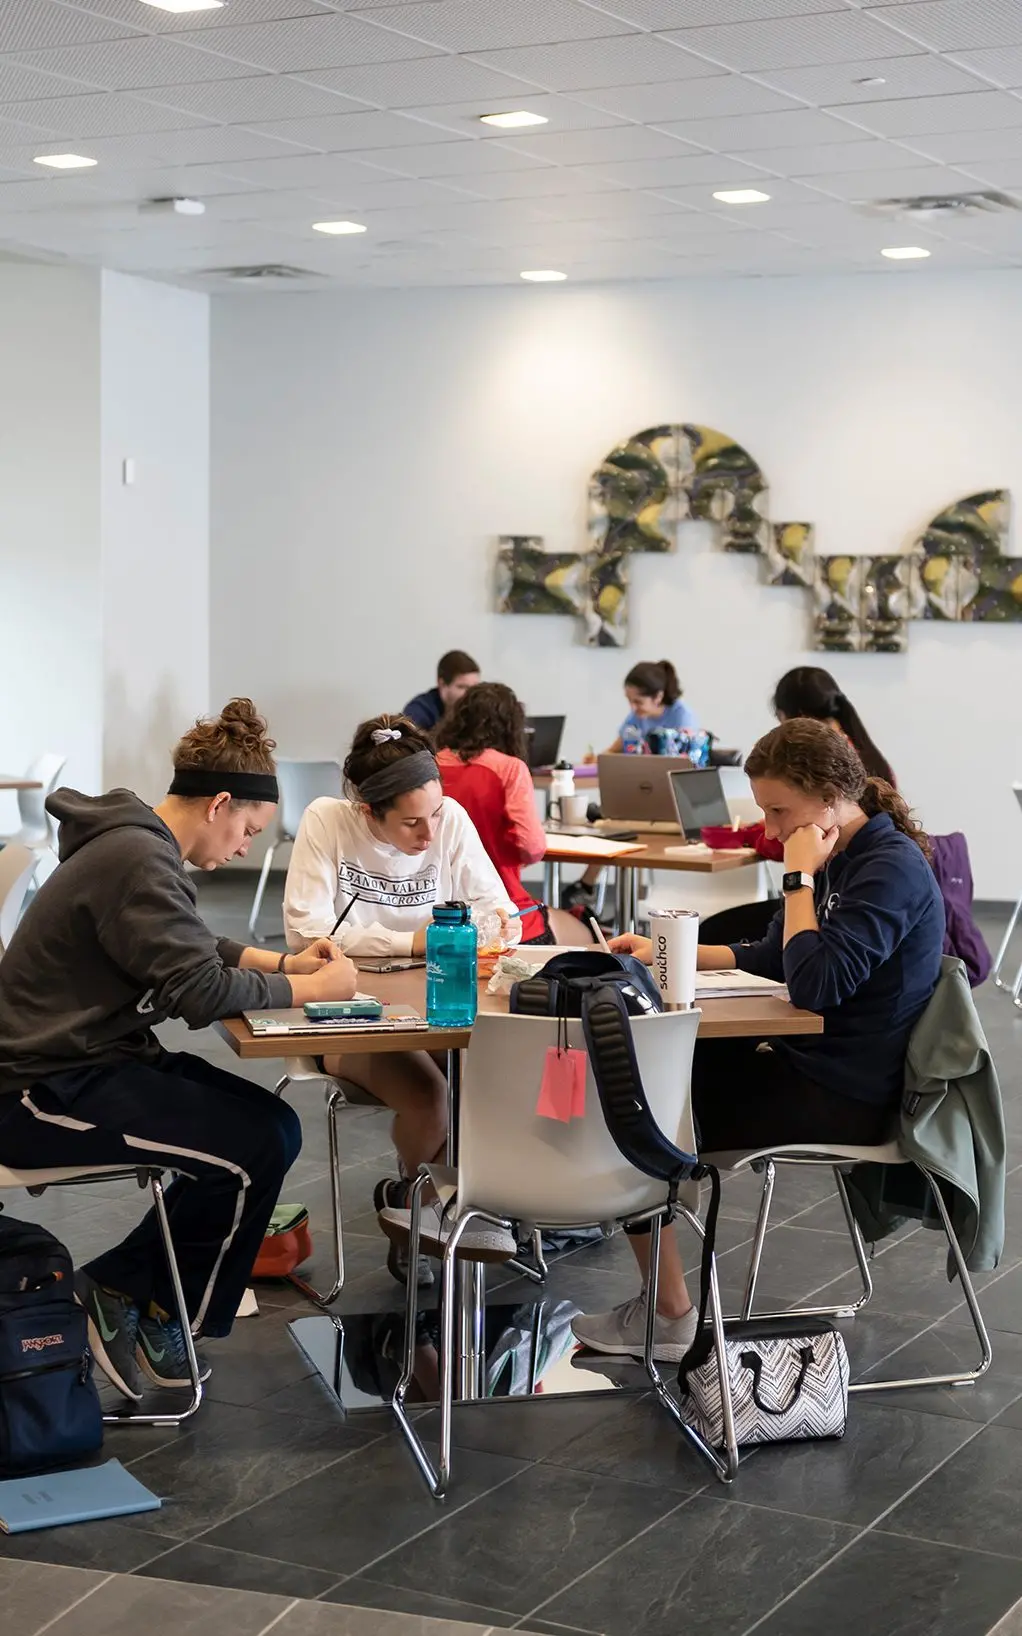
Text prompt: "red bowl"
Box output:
[[701, 824, 750, 850]]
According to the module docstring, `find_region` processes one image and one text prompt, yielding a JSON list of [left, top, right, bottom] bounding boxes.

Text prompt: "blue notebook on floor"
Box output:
[[0, 1458, 161, 1533]]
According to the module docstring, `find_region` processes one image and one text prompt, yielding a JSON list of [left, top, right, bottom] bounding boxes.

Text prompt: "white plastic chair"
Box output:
[[0, 1163, 202, 1426], [0, 842, 37, 954], [393, 1008, 738, 1496], [271, 1056, 348, 1307], [704, 1139, 992, 1394], [991, 783, 1022, 1005], [0, 754, 66, 856], [248, 759, 341, 942]]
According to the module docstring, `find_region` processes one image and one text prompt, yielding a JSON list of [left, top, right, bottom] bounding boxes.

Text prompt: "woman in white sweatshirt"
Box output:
[[284, 714, 520, 1283]]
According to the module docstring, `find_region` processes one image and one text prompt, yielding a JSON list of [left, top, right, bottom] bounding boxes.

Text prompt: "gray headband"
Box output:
[[357, 749, 439, 807]]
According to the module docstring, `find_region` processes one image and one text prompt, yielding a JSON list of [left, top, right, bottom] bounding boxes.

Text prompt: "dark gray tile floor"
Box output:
[[3, 879, 1021, 1636]]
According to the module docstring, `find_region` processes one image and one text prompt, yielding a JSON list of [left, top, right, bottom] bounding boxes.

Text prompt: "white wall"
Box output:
[[211, 272, 1022, 898], [101, 270, 210, 803], [0, 264, 102, 817]]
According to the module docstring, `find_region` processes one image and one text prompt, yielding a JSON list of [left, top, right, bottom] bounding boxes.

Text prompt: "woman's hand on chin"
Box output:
[[783, 823, 840, 876], [609, 932, 652, 964]]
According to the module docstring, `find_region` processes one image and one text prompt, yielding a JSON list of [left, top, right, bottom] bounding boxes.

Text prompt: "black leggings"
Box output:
[[626, 1036, 890, 1235]]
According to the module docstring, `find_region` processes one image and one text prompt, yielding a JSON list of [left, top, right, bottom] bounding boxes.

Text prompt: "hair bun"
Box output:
[[218, 697, 273, 753]]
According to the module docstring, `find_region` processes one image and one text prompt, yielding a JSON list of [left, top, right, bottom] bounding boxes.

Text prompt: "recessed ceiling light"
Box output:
[[138, 1, 225, 13], [713, 188, 771, 205], [520, 269, 567, 282], [881, 245, 931, 260], [33, 153, 97, 169], [312, 220, 367, 235], [479, 110, 548, 129]]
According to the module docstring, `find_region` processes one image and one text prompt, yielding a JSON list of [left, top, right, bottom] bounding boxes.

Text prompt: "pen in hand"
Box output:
[[329, 894, 360, 938]]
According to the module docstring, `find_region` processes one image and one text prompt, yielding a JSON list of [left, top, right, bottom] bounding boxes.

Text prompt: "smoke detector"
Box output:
[[860, 190, 1021, 221], [204, 264, 323, 282], [141, 196, 205, 216]]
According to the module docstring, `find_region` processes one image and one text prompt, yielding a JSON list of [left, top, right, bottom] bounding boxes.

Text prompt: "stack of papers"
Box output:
[[695, 970, 788, 1001], [543, 833, 645, 858]]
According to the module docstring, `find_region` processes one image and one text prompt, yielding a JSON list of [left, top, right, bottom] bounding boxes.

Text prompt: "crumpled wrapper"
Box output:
[[486, 953, 545, 994]]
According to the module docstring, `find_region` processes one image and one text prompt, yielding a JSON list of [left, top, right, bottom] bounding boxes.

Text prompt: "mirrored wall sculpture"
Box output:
[[495, 535, 588, 619], [497, 430, 1018, 652], [767, 522, 816, 587]]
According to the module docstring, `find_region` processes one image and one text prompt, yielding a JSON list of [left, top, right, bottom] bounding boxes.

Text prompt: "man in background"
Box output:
[[402, 650, 480, 734]]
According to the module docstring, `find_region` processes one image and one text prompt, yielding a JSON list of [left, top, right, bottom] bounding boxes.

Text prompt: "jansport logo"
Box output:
[[21, 1333, 64, 1352]]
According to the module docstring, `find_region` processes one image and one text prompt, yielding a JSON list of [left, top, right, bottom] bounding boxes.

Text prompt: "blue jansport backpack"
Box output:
[[0, 1213, 103, 1474]]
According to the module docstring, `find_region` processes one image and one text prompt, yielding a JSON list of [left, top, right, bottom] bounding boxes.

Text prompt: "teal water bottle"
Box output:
[[425, 902, 478, 1028]]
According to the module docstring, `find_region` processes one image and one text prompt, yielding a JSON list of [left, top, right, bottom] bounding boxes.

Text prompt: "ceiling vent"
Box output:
[[860, 190, 1021, 221], [203, 264, 323, 282]]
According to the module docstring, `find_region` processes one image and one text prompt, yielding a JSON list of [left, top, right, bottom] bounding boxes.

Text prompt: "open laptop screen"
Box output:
[[669, 768, 731, 841]]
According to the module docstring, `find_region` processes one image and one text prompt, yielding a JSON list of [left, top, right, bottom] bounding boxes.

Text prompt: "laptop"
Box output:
[[525, 715, 565, 771], [669, 768, 732, 842], [597, 753, 693, 824]]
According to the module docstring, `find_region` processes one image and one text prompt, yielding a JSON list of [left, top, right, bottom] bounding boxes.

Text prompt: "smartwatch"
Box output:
[[782, 871, 814, 895]]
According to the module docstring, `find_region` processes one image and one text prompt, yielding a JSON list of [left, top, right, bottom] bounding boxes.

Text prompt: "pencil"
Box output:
[[329, 895, 360, 938]]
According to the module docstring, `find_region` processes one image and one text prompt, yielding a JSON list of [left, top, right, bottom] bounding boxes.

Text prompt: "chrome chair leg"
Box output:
[[505, 1225, 549, 1286], [247, 841, 277, 943], [992, 890, 1022, 990], [730, 1158, 873, 1324], [739, 1160, 776, 1319], [271, 1076, 347, 1309], [849, 1165, 992, 1395]]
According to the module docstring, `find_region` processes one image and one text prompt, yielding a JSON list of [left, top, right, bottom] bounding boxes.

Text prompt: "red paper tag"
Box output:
[[536, 1047, 587, 1123]]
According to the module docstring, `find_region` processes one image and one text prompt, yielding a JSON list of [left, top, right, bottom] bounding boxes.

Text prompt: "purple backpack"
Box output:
[[930, 832, 991, 988]]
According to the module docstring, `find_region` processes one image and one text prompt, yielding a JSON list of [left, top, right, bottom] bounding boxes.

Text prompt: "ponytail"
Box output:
[[832, 696, 896, 786], [861, 779, 932, 862], [773, 666, 895, 786], [657, 659, 681, 706], [624, 658, 682, 706]]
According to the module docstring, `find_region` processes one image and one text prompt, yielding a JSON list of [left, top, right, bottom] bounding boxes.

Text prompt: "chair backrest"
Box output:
[[0, 843, 37, 953], [18, 754, 66, 845], [457, 1009, 701, 1227], [275, 759, 342, 842]]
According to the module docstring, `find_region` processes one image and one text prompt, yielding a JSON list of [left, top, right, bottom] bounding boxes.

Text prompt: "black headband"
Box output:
[[357, 749, 439, 806], [168, 768, 279, 803]]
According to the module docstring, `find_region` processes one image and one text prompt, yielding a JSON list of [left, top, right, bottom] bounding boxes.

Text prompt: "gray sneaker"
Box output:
[[571, 1291, 699, 1363], [74, 1270, 143, 1402], [379, 1201, 517, 1264]]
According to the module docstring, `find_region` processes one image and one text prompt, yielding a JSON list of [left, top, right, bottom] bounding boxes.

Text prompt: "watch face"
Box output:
[[782, 871, 808, 893]]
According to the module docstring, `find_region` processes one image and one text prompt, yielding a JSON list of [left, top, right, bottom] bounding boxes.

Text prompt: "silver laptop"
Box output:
[[669, 768, 731, 842], [597, 753, 693, 823]]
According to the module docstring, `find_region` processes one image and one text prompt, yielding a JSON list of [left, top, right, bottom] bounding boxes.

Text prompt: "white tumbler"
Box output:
[[647, 908, 699, 1010]]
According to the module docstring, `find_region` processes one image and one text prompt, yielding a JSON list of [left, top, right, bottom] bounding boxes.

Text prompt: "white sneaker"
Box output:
[[378, 1200, 517, 1264], [571, 1291, 699, 1363]]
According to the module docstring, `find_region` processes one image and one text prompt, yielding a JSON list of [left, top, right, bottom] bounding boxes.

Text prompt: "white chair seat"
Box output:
[[703, 1140, 906, 1171], [0, 1163, 145, 1188]]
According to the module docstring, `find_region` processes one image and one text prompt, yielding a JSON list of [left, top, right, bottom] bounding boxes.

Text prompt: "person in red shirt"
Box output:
[[436, 684, 592, 947]]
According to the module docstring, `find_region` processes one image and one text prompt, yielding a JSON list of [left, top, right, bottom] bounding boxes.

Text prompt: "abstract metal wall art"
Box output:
[[496, 423, 1020, 650]]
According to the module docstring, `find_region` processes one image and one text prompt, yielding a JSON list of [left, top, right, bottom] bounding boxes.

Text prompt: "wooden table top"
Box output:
[[217, 967, 821, 1059], [543, 834, 759, 873], [0, 776, 41, 792]]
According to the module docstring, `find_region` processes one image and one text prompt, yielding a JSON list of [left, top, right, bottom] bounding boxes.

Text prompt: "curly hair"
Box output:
[[745, 718, 931, 861], [435, 682, 528, 763]]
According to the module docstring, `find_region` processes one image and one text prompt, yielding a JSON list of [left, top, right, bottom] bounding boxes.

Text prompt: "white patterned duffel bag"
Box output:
[[680, 1316, 850, 1448]]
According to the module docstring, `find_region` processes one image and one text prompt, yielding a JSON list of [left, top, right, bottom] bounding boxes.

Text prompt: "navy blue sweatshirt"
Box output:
[[731, 812, 945, 1106]]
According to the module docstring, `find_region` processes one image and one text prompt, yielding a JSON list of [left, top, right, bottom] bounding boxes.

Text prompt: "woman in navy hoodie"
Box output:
[[573, 717, 945, 1364]]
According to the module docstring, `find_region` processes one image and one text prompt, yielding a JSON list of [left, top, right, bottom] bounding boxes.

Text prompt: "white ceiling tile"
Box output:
[[589, 151, 778, 186], [7, 37, 263, 91], [528, 188, 694, 219], [488, 125, 696, 166], [655, 107, 873, 149], [170, 14, 443, 73], [580, 0, 842, 23], [207, 148, 452, 187], [287, 54, 537, 106], [849, 91, 1022, 138], [571, 75, 798, 121], [798, 163, 981, 200], [52, 0, 335, 31], [0, 59, 103, 99], [467, 34, 725, 92], [861, 1, 1022, 53], [0, 111, 73, 141], [945, 47, 1022, 91], [99, 165, 267, 198], [0, 125, 308, 170], [2, 91, 215, 138], [437, 164, 629, 198], [349, 139, 554, 177], [650, 175, 827, 208], [0, 171, 139, 207], [730, 137, 937, 175], [753, 54, 992, 105], [347, 0, 636, 51], [663, 13, 924, 71], [243, 108, 473, 147], [953, 159, 1022, 187], [899, 127, 1022, 163], [397, 95, 628, 136], [136, 73, 365, 121], [0, 3, 143, 54]]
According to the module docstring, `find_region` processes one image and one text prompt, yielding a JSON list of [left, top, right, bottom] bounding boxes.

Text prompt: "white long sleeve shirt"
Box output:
[[283, 796, 522, 958]]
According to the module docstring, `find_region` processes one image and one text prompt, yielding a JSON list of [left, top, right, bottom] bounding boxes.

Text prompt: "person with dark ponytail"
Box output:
[[573, 718, 944, 1364], [773, 666, 895, 786], [0, 700, 357, 1404]]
